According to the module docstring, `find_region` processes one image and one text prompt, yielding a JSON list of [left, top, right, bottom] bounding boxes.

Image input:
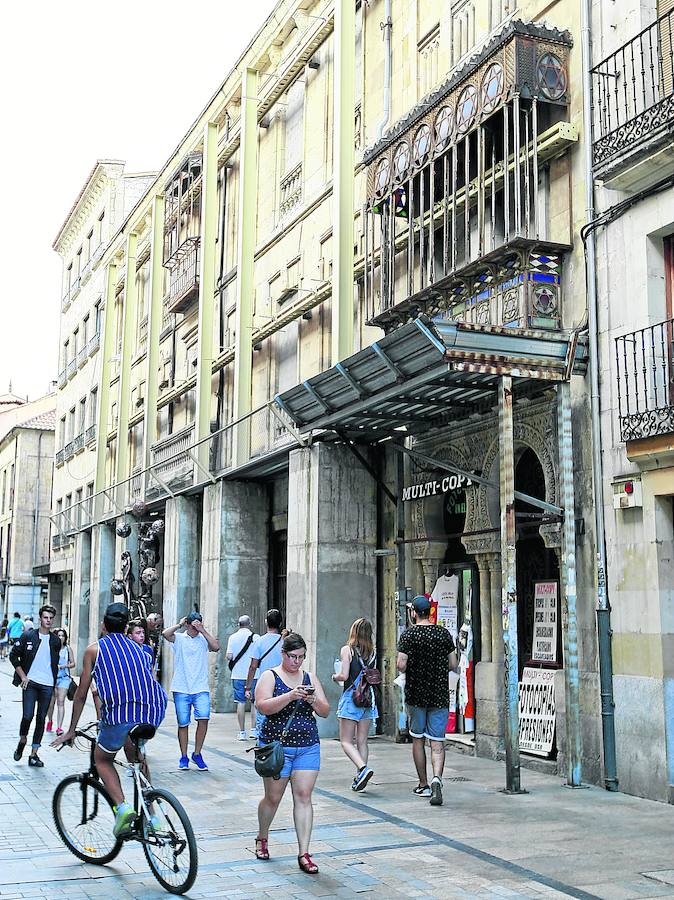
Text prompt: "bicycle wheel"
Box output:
[[141, 788, 198, 894], [53, 774, 122, 864]]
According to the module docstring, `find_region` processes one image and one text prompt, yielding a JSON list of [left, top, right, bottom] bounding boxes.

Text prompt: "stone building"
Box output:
[[590, 0, 674, 802], [54, 0, 610, 792], [0, 397, 55, 619]]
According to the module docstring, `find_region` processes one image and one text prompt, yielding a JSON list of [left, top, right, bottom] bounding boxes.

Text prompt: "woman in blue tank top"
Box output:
[[254, 632, 329, 874]]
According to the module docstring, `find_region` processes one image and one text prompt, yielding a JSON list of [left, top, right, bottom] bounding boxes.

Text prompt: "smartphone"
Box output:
[[303, 685, 316, 694]]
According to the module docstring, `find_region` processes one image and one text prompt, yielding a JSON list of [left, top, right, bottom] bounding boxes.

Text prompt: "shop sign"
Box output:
[[402, 474, 472, 502], [532, 581, 558, 663], [518, 667, 556, 756]]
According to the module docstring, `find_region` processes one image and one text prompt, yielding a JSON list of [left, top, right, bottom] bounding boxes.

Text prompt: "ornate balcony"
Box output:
[[616, 317, 674, 443], [73, 433, 85, 453], [57, 369, 67, 390], [280, 163, 303, 218], [91, 243, 105, 269], [130, 466, 143, 502], [71, 277, 81, 301], [362, 21, 574, 333], [77, 347, 87, 369], [66, 360, 77, 380], [64, 441, 74, 461], [61, 289, 71, 312], [52, 534, 61, 551], [87, 331, 100, 357], [137, 315, 148, 355], [592, 9, 674, 189], [80, 259, 92, 286], [163, 238, 199, 315], [55, 449, 65, 468], [85, 424, 96, 446], [149, 423, 195, 491]]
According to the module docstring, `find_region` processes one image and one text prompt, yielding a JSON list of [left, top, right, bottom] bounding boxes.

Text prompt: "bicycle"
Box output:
[[52, 722, 198, 894]]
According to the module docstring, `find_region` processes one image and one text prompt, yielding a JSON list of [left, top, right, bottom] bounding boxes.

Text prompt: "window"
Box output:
[[451, 1, 476, 66], [65, 495, 72, 530], [78, 398, 86, 436], [56, 498, 63, 533], [73, 327, 79, 357], [59, 416, 66, 447], [96, 210, 105, 247], [65, 263, 73, 294], [76, 248, 82, 277], [284, 78, 305, 175], [68, 407, 76, 442], [89, 387, 98, 427], [86, 229, 93, 263], [62, 340, 69, 369], [8, 465, 13, 510], [94, 300, 102, 334], [83, 313, 89, 344], [75, 488, 83, 528], [1, 469, 5, 513], [418, 25, 440, 97], [86, 482, 94, 522]]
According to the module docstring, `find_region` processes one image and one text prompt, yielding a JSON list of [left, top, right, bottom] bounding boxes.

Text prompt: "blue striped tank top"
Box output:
[[93, 633, 167, 727]]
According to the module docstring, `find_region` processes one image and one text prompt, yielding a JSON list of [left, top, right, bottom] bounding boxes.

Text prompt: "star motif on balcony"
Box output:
[[456, 84, 478, 134], [481, 63, 504, 114], [412, 124, 432, 166], [537, 52, 567, 101], [393, 142, 411, 181], [374, 157, 391, 196], [433, 107, 454, 152]]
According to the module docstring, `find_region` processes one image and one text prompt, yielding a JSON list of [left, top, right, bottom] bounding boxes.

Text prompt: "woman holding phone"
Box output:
[[254, 632, 329, 874]]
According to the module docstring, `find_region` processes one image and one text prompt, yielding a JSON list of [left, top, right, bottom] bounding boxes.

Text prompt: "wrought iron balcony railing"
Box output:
[[77, 347, 87, 369], [55, 449, 65, 467], [87, 331, 100, 357], [592, 9, 674, 168], [163, 238, 200, 315], [85, 424, 96, 445], [57, 369, 67, 390], [52, 534, 61, 551], [73, 433, 85, 453], [64, 441, 75, 461], [616, 317, 674, 441], [66, 360, 77, 380], [61, 289, 71, 312]]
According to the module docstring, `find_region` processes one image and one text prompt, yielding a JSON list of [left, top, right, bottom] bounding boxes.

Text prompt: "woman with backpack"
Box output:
[[332, 617, 380, 792]]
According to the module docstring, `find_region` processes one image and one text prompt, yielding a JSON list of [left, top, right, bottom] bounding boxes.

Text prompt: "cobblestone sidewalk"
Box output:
[[1, 663, 674, 899]]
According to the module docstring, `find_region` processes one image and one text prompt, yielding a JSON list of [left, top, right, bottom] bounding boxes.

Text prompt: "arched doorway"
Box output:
[[514, 447, 560, 675]]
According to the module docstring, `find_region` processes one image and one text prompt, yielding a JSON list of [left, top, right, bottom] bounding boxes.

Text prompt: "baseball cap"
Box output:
[[410, 595, 431, 614], [186, 611, 203, 624], [104, 602, 130, 626]]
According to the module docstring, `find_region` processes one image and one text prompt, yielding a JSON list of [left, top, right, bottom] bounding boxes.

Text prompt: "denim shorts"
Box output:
[[232, 678, 256, 703], [337, 685, 378, 722], [98, 721, 146, 754], [173, 691, 211, 727], [407, 705, 449, 741], [279, 743, 321, 778]]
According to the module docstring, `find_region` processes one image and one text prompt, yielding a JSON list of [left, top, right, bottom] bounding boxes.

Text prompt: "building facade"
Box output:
[[591, 0, 674, 802], [0, 399, 55, 619], [53, 0, 622, 793]]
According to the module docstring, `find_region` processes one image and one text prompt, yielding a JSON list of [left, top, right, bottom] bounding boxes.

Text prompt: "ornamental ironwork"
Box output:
[[615, 317, 674, 442], [536, 53, 567, 101], [393, 142, 411, 182], [481, 63, 504, 113], [433, 107, 454, 152], [412, 124, 432, 167], [456, 84, 478, 134], [374, 157, 391, 197]]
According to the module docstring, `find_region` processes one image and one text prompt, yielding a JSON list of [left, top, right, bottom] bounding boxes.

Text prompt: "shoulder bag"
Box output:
[[257, 635, 282, 666], [228, 633, 254, 672], [247, 701, 300, 779], [352, 651, 382, 708], [67, 677, 78, 701]]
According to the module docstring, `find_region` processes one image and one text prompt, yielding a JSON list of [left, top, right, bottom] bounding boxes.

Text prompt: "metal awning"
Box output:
[[275, 316, 587, 440]]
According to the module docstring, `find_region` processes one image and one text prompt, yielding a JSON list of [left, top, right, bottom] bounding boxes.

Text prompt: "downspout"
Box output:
[[376, 0, 392, 140], [31, 431, 43, 609], [581, 0, 619, 791]]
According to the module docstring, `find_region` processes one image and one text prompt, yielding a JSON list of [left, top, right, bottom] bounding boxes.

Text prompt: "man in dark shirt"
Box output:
[[397, 595, 457, 807]]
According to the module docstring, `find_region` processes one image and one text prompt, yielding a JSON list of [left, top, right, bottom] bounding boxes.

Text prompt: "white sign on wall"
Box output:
[[518, 667, 556, 757], [532, 581, 558, 663]]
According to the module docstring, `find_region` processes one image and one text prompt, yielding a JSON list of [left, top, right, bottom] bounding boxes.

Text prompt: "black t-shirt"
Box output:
[[398, 624, 455, 709]]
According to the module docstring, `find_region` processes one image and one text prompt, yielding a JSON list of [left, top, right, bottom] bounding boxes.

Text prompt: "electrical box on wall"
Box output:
[[613, 476, 643, 509]]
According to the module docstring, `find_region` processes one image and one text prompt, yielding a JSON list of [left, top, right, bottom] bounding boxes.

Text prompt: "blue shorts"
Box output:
[[98, 721, 147, 754], [337, 686, 378, 722], [56, 673, 71, 690], [232, 678, 256, 703], [173, 691, 211, 727], [407, 705, 449, 741], [278, 743, 321, 778]]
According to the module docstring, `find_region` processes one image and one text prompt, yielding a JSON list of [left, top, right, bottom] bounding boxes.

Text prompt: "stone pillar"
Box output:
[[477, 556, 492, 663], [200, 481, 269, 711], [474, 552, 505, 759], [89, 523, 115, 642], [489, 553, 504, 665], [163, 496, 202, 691], [72, 531, 92, 669], [287, 443, 377, 738]]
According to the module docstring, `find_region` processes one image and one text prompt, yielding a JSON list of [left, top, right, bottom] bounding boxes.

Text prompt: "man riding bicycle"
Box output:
[[52, 601, 167, 838]]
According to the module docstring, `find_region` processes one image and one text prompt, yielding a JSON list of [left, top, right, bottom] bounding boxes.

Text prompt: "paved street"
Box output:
[[1, 665, 674, 900]]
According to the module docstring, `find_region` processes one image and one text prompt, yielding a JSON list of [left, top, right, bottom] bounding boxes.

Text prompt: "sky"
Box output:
[[0, 0, 278, 401]]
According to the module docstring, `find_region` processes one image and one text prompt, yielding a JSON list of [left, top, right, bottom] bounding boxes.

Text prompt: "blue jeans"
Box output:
[[20, 681, 53, 750], [407, 705, 449, 740]]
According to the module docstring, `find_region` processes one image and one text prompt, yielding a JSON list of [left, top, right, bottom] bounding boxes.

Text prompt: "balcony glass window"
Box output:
[[537, 53, 567, 102], [433, 108, 453, 153], [481, 63, 504, 113], [456, 84, 478, 133]]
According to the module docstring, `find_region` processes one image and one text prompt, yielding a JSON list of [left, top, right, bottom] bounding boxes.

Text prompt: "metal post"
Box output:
[[558, 380, 583, 786], [499, 375, 523, 794]]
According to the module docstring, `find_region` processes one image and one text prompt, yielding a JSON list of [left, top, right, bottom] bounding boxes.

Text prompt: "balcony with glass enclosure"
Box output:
[[591, 8, 674, 190], [362, 21, 576, 334], [162, 152, 202, 315]]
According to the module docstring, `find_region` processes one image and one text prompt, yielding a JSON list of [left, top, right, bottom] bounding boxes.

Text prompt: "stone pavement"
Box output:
[[1, 663, 674, 900]]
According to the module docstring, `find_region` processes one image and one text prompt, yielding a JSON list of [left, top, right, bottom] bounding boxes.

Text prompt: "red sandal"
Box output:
[[298, 852, 319, 874], [255, 836, 270, 860]]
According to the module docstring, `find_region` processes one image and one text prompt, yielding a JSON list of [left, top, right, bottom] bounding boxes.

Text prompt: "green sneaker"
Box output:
[[113, 803, 137, 838]]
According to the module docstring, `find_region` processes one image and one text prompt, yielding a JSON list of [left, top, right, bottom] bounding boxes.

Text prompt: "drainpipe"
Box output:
[[31, 432, 43, 605], [376, 0, 392, 140], [581, 0, 619, 791]]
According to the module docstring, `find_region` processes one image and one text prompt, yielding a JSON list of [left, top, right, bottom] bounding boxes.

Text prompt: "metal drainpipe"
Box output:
[[376, 0, 392, 140], [31, 431, 43, 609], [581, 0, 619, 791]]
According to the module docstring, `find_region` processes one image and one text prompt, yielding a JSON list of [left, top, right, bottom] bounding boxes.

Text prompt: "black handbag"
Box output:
[[247, 702, 300, 779], [67, 678, 78, 701]]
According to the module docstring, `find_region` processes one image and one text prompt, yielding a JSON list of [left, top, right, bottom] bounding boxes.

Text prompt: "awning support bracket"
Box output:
[[338, 432, 397, 506]]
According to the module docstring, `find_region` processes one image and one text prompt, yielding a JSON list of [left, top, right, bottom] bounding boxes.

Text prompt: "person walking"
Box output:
[[9, 605, 60, 767], [127, 618, 154, 664], [332, 617, 378, 792], [0, 618, 9, 659], [244, 608, 284, 738], [254, 633, 329, 874], [46, 628, 75, 735], [162, 611, 220, 771], [7, 612, 24, 647], [397, 595, 457, 807], [23, 615, 35, 633], [226, 615, 258, 741]]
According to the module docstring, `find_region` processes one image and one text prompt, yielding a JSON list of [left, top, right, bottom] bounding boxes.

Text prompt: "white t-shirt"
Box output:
[[226, 628, 259, 679], [29, 632, 54, 687], [251, 632, 283, 676], [170, 632, 209, 695]]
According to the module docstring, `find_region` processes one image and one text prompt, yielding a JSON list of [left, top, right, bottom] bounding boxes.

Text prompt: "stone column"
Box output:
[[489, 553, 504, 664], [473, 551, 505, 759], [163, 496, 202, 691], [89, 523, 115, 641], [200, 480, 269, 711], [287, 443, 377, 738], [477, 556, 492, 663], [72, 531, 92, 669]]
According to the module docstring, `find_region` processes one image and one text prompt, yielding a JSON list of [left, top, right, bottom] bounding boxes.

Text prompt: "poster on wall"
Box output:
[[518, 667, 556, 756], [431, 573, 459, 640], [532, 581, 558, 663]]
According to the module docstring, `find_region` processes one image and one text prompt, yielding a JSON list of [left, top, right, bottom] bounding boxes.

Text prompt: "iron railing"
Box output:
[[57, 369, 67, 389], [615, 317, 674, 441], [85, 424, 96, 445], [87, 331, 100, 356], [66, 360, 77, 380], [591, 9, 674, 166], [77, 347, 87, 368], [52, 534, 61, 551], [163, 239, 199, 314], [73, 433, 85, 453], [64, 441, 75, 460], [61, 289, 71, 312], [55, 449, 65, 467]]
